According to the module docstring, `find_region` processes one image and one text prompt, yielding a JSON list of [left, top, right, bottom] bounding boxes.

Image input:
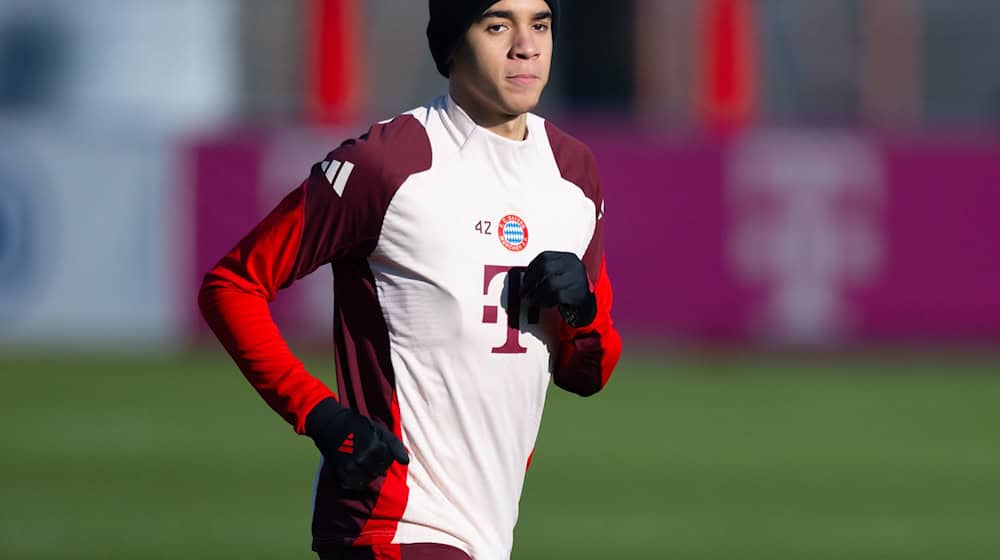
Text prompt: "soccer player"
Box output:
[[198, 0, 622, 558]]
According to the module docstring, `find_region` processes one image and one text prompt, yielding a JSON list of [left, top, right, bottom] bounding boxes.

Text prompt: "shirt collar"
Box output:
[[444, 94, 537, 151]]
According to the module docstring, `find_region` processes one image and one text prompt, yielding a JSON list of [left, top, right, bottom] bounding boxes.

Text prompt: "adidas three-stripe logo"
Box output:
[[337, 433, 355, 454], [321, 159, 354, 197]]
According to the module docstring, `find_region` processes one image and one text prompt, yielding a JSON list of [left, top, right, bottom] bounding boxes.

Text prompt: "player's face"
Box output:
[[450, 0, 553, 121]]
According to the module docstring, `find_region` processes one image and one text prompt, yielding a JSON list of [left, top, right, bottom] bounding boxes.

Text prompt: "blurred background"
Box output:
[[1, 1, 998, 559]]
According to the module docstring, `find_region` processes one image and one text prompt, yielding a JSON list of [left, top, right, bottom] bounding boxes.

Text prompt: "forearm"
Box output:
[[551, 257, 622, 396], [552, 321, 621, 397], [199, 276, 335, 433]]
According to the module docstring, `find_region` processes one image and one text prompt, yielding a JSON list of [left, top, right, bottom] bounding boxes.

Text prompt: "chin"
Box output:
[[499, 90, 543, 116]]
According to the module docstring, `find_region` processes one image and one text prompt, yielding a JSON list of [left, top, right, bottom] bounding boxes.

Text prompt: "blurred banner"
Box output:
[[0, 124, 181, 346], [185, 126, 1000, 346], [588, 128, 1000, 344], [0, 1, 233, 349]]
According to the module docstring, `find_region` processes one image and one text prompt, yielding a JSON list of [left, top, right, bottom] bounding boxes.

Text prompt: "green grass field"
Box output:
[[2, 350, 999, 559]]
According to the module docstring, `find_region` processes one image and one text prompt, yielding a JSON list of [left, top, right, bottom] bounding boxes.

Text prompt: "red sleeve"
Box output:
[[198, 118, 415, 433], [552, 246, 623, 397], [545, 120, 622, 396], [198, 185, 332, 434], [552, 230, 622, 397]]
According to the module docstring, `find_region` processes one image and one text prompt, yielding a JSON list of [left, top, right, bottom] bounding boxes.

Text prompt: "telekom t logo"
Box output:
[[728, 131, 885, 343], [482, 265, 540, 354]]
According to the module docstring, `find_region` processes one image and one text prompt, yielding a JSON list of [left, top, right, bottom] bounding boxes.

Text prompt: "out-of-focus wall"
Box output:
[[0, 1, 237, 347], [3, 0, 1000, 349], [0, 126, 178, 345], [0, 0, 238, 129], [364, 0, 447, 117]]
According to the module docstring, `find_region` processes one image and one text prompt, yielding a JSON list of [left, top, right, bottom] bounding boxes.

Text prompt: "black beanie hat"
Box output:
[[427, 0, 560, 77]]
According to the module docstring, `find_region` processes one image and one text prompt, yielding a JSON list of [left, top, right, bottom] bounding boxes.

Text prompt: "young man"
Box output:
[[198, 0, 621, 558]]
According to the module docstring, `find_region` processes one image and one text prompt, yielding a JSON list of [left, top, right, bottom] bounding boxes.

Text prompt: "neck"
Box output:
[[449, 85, 529, 141]]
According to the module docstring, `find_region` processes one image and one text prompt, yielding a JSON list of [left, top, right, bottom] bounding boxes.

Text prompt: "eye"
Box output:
[[486, 23, 509, 33], [533, 23, 550, 32]]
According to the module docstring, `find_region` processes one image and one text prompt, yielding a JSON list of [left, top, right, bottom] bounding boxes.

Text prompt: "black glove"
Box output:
[[521, 251, 597, 328], [305, 398, 409, 491]]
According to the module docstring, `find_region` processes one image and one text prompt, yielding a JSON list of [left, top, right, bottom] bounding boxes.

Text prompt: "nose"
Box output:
[[509, 26, 539, 60]]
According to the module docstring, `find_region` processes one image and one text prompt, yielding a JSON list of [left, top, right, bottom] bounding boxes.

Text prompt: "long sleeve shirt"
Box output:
[[199, 95, 622, 560]]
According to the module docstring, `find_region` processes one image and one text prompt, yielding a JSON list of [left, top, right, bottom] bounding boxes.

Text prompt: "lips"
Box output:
[[507, 74, 540, 86]]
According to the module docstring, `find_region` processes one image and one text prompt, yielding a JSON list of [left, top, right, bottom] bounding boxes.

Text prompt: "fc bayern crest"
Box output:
[[498, 214, 529, 252]]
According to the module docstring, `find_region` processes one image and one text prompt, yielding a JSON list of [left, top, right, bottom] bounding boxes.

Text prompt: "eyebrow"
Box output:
[[477, 10, 553, 22]]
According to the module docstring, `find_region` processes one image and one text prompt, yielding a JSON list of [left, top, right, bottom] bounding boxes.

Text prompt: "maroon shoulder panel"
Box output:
[[545, 120, 604, 283], [545, 120, 622, 398], [304, 115, 433, 546], [292, 114, 433, 280]]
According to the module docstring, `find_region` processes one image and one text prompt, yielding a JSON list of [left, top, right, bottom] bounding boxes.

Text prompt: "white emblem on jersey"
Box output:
[[321, 160, 354, 197], [599, 199, 605, 220]]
